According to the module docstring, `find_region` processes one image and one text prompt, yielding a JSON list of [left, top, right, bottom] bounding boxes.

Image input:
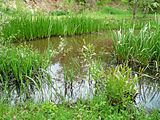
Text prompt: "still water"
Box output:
[[15, 32, 160, 111]]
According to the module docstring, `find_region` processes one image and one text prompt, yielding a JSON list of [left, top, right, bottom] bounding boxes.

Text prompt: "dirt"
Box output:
[[3, 0, 63, 12], [24, 0, 62, 11]]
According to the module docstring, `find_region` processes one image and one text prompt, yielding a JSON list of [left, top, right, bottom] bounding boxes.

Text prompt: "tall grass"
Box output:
[[2, 14, 106, 42], [113, 21, 160, 66], [0, 45, 50, 99]]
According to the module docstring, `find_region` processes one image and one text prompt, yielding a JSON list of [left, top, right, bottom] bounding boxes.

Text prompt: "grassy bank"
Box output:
[[2, 14, 107, 42], [0, 64, 159, 120], [0, 96, 160, 120]]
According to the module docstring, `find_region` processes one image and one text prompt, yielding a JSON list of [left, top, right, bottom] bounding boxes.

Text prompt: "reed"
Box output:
[[0, 45, 49, 99], [2, 14, 106, 42], [113, 21, 160, 66]]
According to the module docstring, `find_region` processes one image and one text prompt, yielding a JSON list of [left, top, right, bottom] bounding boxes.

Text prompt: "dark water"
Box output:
[[16, 32, 160, 111]]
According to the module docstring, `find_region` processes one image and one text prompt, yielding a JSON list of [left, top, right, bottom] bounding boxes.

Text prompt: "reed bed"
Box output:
[[2, 15, 107, 42], [0, 45, 49, 98], [113, 21, 160, 66]]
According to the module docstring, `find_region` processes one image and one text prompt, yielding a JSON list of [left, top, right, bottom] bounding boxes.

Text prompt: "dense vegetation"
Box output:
[[0, 0, 160, 119], [0, 45, 50, 100]]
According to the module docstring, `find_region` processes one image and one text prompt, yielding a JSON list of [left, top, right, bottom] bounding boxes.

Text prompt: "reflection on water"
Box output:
[[10, 62, 94, 104], [35, 63, 94, 103], [136, 77, 160, 111], [14, 32, 160, 111]]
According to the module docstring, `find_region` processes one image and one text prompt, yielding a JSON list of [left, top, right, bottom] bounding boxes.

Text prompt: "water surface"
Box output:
[[16, 32, 160, 111]]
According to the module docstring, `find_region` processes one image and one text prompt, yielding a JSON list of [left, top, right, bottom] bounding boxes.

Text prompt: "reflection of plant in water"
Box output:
[[63, 58, 81, 97], [138, 77, 160, 109]]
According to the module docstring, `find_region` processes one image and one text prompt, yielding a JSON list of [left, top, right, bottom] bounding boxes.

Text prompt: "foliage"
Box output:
[[0, 96, 160, 120], [113, 22, 160, 66], [0, 45, 50, 99], [49, 10, 69, 16], [101, 6, 130, 15], [82, 44, 137, 109], [2, 14, 106, 42], [139, 0, 159, 13], [105, 65, 138, 108]]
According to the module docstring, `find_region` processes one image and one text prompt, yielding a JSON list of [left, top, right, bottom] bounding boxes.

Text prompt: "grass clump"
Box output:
[[0, 45, 49, 99], [2, 14, 106, 42], [113, 22, 160, 66], [105, 65, 138, 108]]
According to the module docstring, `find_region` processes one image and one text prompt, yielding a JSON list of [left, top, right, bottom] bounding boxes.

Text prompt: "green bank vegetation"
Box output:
[[0, 45, 51, 101], [0, 0, 160, 119], [113, 20, 160, 69]]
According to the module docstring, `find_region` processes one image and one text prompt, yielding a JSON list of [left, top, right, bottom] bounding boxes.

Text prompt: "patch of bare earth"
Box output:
[[24, 0, 62, 12]]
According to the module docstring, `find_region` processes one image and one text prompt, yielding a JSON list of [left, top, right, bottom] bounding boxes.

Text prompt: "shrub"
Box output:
[[105, 65, 138, 108]]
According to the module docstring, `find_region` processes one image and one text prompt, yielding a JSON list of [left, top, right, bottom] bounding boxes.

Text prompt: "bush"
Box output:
[[105, 65, 138, 108]]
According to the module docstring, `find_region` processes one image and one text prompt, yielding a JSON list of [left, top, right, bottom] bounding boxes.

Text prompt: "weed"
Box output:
[[0, 45, 50, 100]]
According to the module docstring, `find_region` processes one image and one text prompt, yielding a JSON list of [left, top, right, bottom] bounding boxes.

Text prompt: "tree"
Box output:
[[129, 0, 159, 19], [132, 0, 138, 19], [141, 0, 159, 17]]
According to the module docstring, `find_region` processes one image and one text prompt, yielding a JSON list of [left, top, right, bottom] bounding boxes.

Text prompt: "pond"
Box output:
[[15, 32, 160, 111]]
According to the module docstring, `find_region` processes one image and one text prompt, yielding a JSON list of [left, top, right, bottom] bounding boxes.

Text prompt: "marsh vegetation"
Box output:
[[0, 0, 160, 119]]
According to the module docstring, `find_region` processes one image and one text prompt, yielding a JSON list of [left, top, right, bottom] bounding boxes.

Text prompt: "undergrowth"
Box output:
[[0, 45, 51, 101]]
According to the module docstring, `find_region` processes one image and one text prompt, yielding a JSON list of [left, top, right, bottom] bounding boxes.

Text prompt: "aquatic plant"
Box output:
[[113, 22, 160, 67], [105, 65, 138, 108], [0, 45, 50, 99], [82, 44, 138, 108], [2, 14, 106, 42]]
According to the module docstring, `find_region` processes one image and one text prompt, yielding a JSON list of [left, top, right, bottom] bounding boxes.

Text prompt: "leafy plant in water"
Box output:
[[82, 43, 106, 93], [0, 45, 50, 100], [105, 65, 138, 108], [113, 22, 160, 67]]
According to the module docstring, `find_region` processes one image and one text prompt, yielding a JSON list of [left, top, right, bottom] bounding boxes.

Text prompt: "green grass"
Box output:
[[113, 20, 160, 67], [0, 45, 50, 99], [0, 95, 159, 120], [101, 6, 130, 15], [2, 14, 107, 42]]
